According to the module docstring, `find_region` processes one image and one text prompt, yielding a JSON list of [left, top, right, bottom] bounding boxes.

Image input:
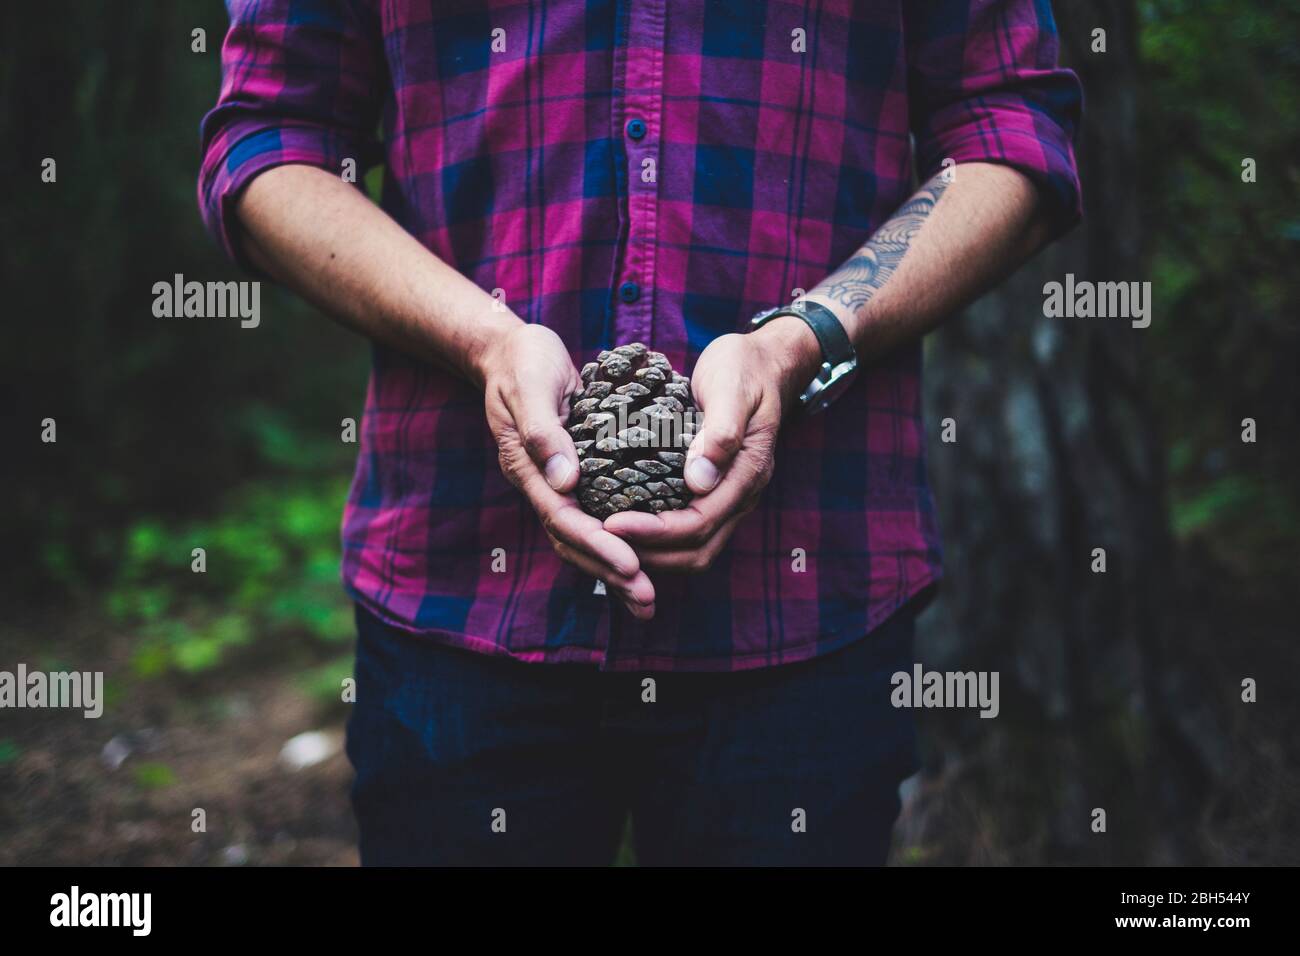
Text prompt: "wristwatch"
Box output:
[[750, 300, 858, 415]]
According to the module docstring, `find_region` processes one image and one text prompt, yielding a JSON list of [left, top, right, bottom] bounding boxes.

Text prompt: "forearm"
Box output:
[[235, 164, 521, 388], [235, 164, 653, 608], [617, 169, 1060, 563], [757, 163, 1052, 388]]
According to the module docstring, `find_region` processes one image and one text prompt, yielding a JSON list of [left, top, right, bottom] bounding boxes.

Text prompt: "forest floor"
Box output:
[[0, 607, 356, 866]]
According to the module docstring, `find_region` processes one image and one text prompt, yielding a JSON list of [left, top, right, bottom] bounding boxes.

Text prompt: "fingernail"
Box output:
[[686, 456, 719, 492], [625, 600, 655, 619], [545, 454, 573, 490]]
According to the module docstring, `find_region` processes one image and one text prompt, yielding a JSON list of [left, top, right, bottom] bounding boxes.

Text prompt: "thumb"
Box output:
[[684, 386, 747, 495], [516, 400, 580, 493]]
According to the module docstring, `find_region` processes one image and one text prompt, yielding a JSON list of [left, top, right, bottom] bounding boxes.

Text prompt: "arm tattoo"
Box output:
[[817, 173, 950, 315]]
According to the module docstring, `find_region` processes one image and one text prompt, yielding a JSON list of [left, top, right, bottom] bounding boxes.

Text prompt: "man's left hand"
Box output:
[[602, 319, 821, 571]]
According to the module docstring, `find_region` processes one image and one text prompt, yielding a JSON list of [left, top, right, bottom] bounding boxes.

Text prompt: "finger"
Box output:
[[542, 493, 647, 580], [603, 451, 764, 546], [685, 381, 753, 494], [622, 601, 655, 621], [512, 397, 580, 493], [636, 512, 746, 573], [551, 542, 657, 617], [515, 465, 654, 592], [550, 538, 654, 601], [618, 590, 657, 621]]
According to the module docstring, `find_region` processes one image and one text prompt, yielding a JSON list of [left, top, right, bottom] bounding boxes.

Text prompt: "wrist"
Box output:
[[795, 292, 857, 338], [464, 312, 527, 391], [751, 312, 824, 411]]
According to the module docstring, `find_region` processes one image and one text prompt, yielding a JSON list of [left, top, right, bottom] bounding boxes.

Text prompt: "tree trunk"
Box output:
[[911, 0, 1220, 864]]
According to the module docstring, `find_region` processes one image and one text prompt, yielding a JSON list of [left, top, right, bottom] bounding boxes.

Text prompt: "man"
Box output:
[[199, 0, 1080, 865]]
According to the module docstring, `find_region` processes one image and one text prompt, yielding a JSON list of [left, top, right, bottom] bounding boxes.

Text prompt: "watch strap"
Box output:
[[791, 300, 854, 369], [752, 301, 855, 370]]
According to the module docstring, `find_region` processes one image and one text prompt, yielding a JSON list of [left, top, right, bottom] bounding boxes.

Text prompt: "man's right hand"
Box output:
[[476, 324, 657, 619], [234, 167, 655, 618]]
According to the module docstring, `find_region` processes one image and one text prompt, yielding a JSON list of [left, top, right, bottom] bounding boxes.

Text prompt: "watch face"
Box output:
[[803, 363, 858, 413]]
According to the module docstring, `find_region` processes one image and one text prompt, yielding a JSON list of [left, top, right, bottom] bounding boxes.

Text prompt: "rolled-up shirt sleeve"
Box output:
[[197, 0, 385, 270], [905, 0, 1083, 235]]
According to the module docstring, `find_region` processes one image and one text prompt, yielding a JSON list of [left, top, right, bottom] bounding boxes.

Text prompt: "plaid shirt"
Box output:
[[199, 0, 1081, 671]]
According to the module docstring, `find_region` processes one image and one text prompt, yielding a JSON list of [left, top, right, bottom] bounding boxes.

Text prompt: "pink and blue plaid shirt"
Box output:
[[199, 0, 1081, 671]]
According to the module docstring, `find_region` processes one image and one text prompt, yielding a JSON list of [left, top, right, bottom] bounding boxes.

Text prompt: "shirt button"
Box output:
[[625, 118, 647, 141], [618, 281, 641, 303]]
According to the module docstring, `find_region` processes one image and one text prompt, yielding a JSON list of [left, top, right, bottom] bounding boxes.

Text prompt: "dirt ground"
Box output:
[[0, 609, 357, 866]]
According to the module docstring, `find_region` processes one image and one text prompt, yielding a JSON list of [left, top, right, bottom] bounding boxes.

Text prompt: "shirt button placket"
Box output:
[[617, 0, 665, 350]]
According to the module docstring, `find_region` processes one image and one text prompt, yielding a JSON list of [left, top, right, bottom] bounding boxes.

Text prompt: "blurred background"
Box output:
[[1, 0, 1297, 866]]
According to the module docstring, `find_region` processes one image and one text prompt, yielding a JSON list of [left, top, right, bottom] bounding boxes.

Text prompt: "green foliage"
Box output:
[[1140, 0, 1300, 565], [108, 477, 354, 677], [0, 740, 20, 766], [132, 762, 178, 791], [1171, 474, 1300, 542], [297, 656, 357, 706], [1, 1, 369, 595]]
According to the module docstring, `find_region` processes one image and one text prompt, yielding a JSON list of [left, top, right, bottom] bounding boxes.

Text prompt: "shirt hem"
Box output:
[[344, 567, 941, 673]]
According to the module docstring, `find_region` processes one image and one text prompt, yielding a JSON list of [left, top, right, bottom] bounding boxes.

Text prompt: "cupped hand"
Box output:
[[480, 324, 656, 618], [602, 325, 818, 571]]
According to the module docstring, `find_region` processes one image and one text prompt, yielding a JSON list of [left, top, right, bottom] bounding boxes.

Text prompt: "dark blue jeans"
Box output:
[[346, 603, 919, 866]]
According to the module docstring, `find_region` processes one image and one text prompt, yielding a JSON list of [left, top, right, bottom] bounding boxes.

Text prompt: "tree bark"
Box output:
[[913, 0, 1219, 863]]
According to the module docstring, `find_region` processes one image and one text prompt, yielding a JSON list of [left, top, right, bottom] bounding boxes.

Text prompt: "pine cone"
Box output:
[[567, 343, 698, 517]]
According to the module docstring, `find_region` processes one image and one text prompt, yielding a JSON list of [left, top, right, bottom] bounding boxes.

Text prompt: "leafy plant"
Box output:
[[107, 477, 354, 677]]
